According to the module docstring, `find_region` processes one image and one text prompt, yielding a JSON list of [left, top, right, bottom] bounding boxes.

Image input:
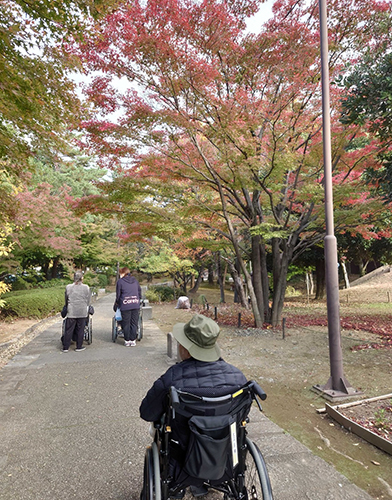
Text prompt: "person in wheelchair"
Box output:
[[139, 314, 248, 497]]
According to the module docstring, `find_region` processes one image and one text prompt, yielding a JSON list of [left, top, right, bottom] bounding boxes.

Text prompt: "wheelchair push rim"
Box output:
[[137, 313, 143, 341], [142, 443, 161, 500], [112, 316, 118, 342], [84, 316, 92, 344], [242, 437, 274, 500]]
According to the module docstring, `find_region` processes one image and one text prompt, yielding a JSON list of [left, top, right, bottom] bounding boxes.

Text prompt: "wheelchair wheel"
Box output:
[[243, 437, 274, 500], [112, 316, 118, 343], [84, 316, 92, 344], [142, 443, 161, 500], [137, 314, 143, 341]]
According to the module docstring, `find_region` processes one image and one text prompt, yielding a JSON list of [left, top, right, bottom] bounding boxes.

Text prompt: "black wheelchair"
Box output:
[[61, 315, 92, 345], [112, 306, 143, 343], [141, 380, 274, 500]]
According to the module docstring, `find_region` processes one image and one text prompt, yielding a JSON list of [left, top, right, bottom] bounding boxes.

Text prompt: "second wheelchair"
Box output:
[[112, 306, 143, 343], [61, 314, 92, 345]]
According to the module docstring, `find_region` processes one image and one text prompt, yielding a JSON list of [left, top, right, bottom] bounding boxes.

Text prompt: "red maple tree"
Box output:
[[74, 0, 392, 326]]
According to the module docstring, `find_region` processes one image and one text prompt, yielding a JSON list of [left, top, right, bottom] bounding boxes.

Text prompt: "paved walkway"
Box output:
[[0, 294, 374, 500]]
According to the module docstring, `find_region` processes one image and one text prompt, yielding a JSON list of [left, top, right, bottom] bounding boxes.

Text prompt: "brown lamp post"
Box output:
[[312, 0, 362, 401]]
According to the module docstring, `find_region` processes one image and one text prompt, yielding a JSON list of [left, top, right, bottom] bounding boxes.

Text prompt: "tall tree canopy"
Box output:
[[76, 0, 392, 325], [0, 0, 121, 166], [341, 52, 392, 201]]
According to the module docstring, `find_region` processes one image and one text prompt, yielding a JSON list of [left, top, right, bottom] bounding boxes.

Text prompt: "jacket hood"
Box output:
[[121, 274, 137, 284]]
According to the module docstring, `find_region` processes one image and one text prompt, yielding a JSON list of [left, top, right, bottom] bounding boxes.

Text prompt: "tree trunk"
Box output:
[[341, 261, 350, 289], [271, 239, 291, 327], [210, 174, 262, 326], [228, 261, 247, 308], [215, 252, 225, 303], [189, 267, 204, 294], [233, 259, 241, 303], [315, 258, 325, 299], [42, 261, 50, 280], [182, 273, 187, 294], [238, 256, 262, 327], [260, 239, 271, 323], [251, 234, 265, 323], [306, 271, 314, 297], [208, 264, 214, 284], [50, 256, 60, 280]]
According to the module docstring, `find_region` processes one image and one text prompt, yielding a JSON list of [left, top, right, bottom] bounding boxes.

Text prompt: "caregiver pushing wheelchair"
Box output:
[[113, 267, 142, 347]]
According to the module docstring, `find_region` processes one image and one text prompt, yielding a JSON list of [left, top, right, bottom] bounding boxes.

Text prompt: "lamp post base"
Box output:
[[312, 377, 363, 402]]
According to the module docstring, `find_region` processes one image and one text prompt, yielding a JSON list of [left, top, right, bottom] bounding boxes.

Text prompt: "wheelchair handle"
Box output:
[[249, 380, 267, 401], [170, 386, 180, 406]]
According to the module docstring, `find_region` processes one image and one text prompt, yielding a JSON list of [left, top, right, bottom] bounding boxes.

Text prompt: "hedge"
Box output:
[[148, 285, 183, 302], [1, 287, 65, 319]]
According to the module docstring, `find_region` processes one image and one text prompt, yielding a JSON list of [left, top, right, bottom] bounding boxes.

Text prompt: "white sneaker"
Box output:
[[130, 340, 137, 347], [124, 341, 131, 347]]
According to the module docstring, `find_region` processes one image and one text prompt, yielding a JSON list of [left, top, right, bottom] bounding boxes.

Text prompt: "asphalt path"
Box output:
[[0, 294, 374, 500]]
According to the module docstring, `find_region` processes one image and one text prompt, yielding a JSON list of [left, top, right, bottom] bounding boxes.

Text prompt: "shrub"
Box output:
[[151, 285, 175, 302], [145, 289, 160, 303], [285, 285, 301, 297], [83, 271, 99, 287], [1, 287, 65, 319], [97, 274, 108, 288], [38, 278, 70, 289], [12, 277, 32, 291]]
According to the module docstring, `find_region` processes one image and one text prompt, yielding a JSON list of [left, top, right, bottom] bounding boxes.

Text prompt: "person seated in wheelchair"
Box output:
[[139, 314, 248, 497]]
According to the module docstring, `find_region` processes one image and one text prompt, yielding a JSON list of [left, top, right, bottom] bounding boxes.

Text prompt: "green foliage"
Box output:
[[30, 154, 105, 198], [340, 53, 392, 140], [285, 286, 301, 297], [286, 265, 305, 283], [12, 277, 32, 291], [249, 223, 290, 241], [97, 274, 108, 287], [149, 285, 177, 302], [1, 287, 64, 318], [145, 289, 160, 303], [198, 294, 208, 306], [340, 52, 392, 201], [74, 216, 123, 269], [37, 278, 70, 289], [374, 408, 387, 427], [0, 1, 121, 166], [83, 271, 100, 287], [138, 238, 197, 294]]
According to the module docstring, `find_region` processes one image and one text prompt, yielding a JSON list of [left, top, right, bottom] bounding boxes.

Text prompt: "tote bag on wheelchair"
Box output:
[[183, 413, 237, 481]]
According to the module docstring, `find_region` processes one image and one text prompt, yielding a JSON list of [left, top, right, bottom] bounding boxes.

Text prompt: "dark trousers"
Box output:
[[121, 309, 140, 341], [63, 317, 86, 349]]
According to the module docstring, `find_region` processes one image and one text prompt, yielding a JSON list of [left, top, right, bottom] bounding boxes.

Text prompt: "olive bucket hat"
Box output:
[[172, 314, 221, 362]]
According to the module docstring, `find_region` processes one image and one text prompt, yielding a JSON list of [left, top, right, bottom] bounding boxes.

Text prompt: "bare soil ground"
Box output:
[[0, 318, 37, 344], [150, 273, 392, 500], [339, 398, 392, 443], [1, 273, 392, 499]]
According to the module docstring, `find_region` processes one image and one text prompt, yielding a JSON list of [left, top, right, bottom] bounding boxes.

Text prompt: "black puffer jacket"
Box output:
[[139, 357, 247, 422]]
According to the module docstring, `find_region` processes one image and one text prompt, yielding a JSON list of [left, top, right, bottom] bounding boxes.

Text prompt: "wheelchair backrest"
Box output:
[[166, 382, 263, 482]]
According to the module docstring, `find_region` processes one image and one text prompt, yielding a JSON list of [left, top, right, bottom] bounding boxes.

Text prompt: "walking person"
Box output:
[[62, 271, 91, 352], [114, 267, 142, 347]]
